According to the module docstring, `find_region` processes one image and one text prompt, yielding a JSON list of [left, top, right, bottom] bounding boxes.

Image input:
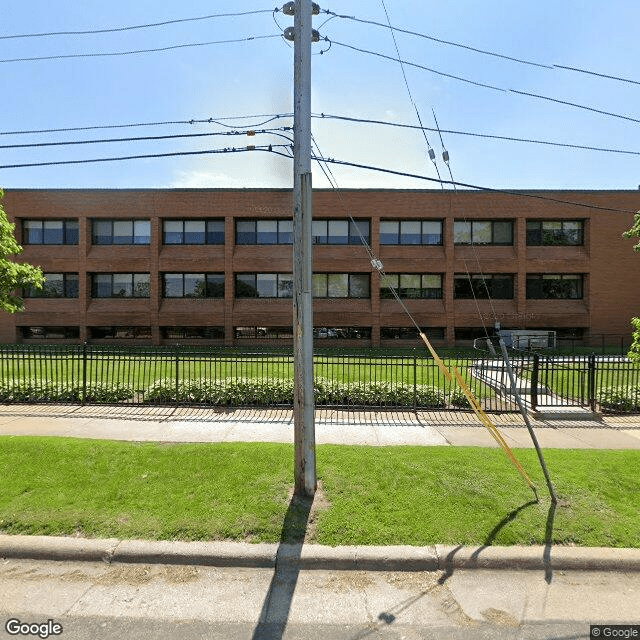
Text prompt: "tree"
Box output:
[[623, 211, 640, 361], [622, 211, 640, 251], [628, 317, 640, 363], [0, 189, 44, 313]]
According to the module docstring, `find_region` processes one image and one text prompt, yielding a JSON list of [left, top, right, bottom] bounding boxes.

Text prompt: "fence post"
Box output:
[[531, 353, 539, 412], [81, 342, 87, 405], [175, 345, 180, 406], [413, 353, 417, 410], [588, 352, 597, 412]]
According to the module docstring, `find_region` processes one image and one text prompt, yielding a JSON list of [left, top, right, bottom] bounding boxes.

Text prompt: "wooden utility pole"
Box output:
[[285, 0, 317, 497]]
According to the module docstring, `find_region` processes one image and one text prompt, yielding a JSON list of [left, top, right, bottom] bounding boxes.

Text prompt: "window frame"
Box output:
[[234, 273, 295, 298], [235, 219, 294, 245], [379, 219, 443, 245], [380, 273, 443, 299], [92, 219, 151, 245], [311, 273, 371, 299], [526, 274, 584, 299], [162, 219, 224, 245], [162, 273, 225, 298], [24, 273, 79, 298], [22, 219, 79, 245], [90, 273, 151, 298], [453, 274, 515, 299], [311, 219, 371, 245], [526, 220, 584, 246], [453, 220, 514, 246]]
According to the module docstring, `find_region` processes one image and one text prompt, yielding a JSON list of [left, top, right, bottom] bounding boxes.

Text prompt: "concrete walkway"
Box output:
[[0, 403, 639, 449]]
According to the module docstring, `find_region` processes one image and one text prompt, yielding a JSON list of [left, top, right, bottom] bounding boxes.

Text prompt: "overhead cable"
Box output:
[[323, 9, 640, 87], [0, 114, 292, 137], [0, 34, 281, 64], [313, 113, 640, 156], [267, 150, 638, 214], [0, 9, 274, 39], [0, 144, 290, 170], [0, 128, 292, 150], [329, 39, 640, 125]]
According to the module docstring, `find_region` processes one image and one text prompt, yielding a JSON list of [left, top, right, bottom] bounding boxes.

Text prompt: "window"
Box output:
[[526, 274, 584, 299], [454, 220, 513, 245], [380, 274, 442, 299], [454, 274, 514, 299], [381, 327, 445, 340], [455, 327, 489, 341], [380, 220, 442, 245], [311, 219, 370, 245], [89, 326, 152, 339], [312, 273, 370, 298], [91, 273, 150, 298], [162, 273, 224, 298], [313, 327, 371, 339], [24, 273, 79, 298], [161, 327, 224, 339], [163, 219, 224, 244], [235, 219, 293, 244], [526, 220, 584, 246], [22, 220, 78, 245], [92, 219, 150, 245], [235, 273, 294, 298], [19, 326, 80, 339], [235, 326, 294, 339]]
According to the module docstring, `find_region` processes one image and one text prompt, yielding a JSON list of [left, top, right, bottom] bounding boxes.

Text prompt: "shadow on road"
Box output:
[[251, 489, 313, 640]]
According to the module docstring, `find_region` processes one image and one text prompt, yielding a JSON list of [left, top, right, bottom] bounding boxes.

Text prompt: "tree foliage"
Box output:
[[623, 211, 640, 251], [0, 189, 44, 313], [629, 317, 640, 363]]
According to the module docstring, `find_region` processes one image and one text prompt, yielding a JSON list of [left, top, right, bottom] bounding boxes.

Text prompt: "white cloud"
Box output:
[[169, 170, 246, 189]]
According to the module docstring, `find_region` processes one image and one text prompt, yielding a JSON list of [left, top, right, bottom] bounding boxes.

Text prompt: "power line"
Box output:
[[323, 9, 640, 87], [0, 34, 281, 64], [329, 40, 506, 92], [313, 113, 640, 156], [0, 114, 292, 137], [0, 128, 292, 150], [269, 150, 637, 214], [323, 9, 550, 69], [0, 144, 290, 170], [0, 9, 274, 40], [329, 39, 640, 126]]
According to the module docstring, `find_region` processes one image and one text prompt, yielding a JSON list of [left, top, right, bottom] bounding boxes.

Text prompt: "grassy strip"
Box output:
[[1, 437, 638, 548]]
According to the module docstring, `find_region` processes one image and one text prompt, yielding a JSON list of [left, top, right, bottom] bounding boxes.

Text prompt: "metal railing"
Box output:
[[0, 344, 638, 413]]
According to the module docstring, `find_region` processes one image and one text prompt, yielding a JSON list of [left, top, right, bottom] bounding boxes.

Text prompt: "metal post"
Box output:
[[499, 339, 557, 503], [531, 353, 539, 412], [292, 0, 316, 497]]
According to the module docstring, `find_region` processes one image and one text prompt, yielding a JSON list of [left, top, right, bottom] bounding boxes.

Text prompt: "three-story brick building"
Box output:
[[2, 188, 639, 347]]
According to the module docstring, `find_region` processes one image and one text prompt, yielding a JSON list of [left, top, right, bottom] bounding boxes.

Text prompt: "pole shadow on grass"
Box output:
[[438, 499, 538, 586], [251, 490, 313, 640]]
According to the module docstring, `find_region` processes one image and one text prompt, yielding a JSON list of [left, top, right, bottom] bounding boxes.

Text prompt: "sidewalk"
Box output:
[[0, 403, 639, 449]]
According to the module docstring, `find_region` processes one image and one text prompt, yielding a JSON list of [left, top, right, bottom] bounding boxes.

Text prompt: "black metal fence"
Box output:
[[0, 344, 638, 413]]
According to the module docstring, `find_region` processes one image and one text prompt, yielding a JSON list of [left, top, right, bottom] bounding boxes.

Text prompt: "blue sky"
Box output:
[[2, 1, 639, 190]]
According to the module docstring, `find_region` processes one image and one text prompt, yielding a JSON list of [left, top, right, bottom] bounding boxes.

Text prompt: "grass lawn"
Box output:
[[1, 437, 638, 548]]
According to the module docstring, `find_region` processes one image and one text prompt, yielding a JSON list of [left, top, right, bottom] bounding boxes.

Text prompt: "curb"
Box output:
[[1, 535, 639, 572]]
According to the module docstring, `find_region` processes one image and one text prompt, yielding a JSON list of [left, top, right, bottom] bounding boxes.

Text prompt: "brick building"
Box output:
[[2, 188, 639, 347]]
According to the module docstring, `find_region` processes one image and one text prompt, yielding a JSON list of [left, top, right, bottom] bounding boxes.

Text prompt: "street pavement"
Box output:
[[1, 404, 639, 638]]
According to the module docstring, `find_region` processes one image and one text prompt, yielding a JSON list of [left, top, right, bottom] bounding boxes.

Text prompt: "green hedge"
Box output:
[[0, 380, 134, 403], [141, 376, 448, 408], [599, 386, 640, 413]]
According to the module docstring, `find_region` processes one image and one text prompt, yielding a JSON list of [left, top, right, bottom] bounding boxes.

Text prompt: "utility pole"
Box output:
[[283, 0, 318, 497]]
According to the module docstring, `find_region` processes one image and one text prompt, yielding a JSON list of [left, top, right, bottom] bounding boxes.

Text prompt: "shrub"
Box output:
[[598, 386, 640, 413], [142, 376, 447, 408], [0, 379, 134, 403], [449, 389, 472, 409]]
